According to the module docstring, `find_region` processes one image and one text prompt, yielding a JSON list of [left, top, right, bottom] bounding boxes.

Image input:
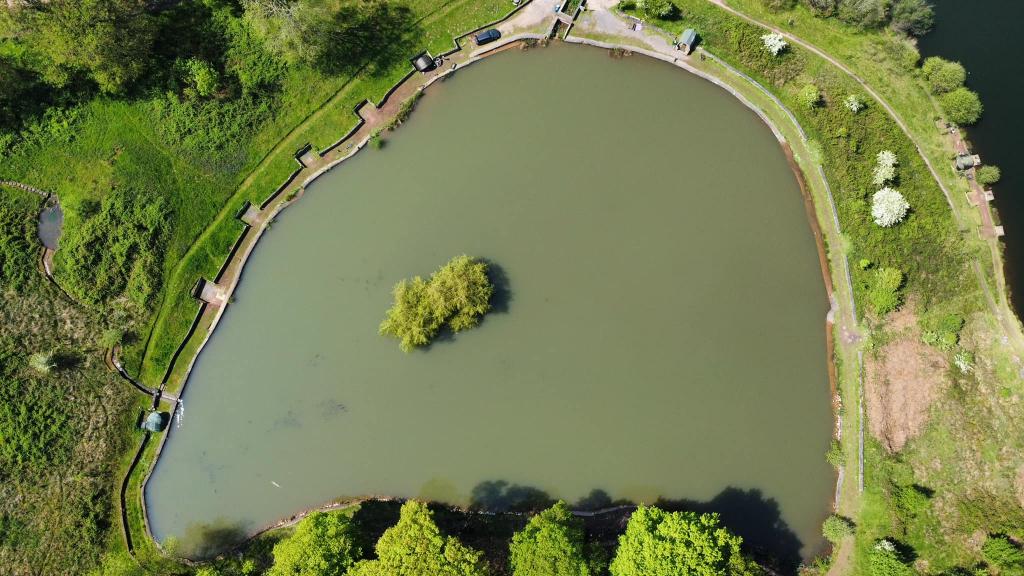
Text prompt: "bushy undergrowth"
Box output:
[[56, 186, 168, 309], [0, 190, 38, 293]]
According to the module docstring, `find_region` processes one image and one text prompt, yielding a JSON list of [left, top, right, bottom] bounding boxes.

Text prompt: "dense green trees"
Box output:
[[940, 86, 983, 125], [510, 501, 600, 576], [921, 57, 966, 94], [267, 511, 360, 576], [609, 506, 756, 576], [888, 0, 934, 36], [6, 0, 156, 94], [348, 501, 490, 576], [761, 0, 933, 36], [380, 255, 494, 351], [242, 0, 334, 66]]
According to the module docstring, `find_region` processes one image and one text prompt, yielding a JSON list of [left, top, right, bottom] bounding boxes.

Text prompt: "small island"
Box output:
[[379, 255, 494, 352]]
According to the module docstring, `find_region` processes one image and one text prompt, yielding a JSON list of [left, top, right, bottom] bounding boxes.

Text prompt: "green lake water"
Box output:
[[146, 43, 834, 563]]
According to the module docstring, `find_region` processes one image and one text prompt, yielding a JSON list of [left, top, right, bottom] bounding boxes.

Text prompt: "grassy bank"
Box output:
[[137, 0, 513, 387], [0, 189, 139, 574], [612, 1, 1024, 572]]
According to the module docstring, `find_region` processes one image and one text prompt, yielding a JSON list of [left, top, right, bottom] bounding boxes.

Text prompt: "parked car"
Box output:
[[474, 29, 501, 45]]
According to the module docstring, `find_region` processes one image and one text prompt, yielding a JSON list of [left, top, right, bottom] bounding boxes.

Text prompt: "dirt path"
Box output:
[[708, 0, 1024, 354], [710, 0, 962, 225]]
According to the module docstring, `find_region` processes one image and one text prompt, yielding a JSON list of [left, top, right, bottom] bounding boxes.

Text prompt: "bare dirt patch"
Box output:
[[865, 304, 949, 452]]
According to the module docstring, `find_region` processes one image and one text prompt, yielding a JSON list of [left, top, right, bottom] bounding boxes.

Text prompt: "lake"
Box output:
[[145, 43, 834, 564], [918, 0, 1024, 312]]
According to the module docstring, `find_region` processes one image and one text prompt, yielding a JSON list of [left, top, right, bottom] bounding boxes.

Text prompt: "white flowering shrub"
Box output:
[[761, 33, 788, 56], [875, 539, 896, 553], [871, 187, 910, 227], [954, 352, 973, 373], [872, 149, 898, 186], [844, 94, 864, 114]]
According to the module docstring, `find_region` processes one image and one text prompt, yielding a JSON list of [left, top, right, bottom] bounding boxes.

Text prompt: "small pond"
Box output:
[[146, 43, 834, 563], [38, 202, 62, 250]]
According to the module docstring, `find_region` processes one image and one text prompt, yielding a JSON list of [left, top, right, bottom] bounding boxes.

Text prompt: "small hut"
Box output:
[[955, 153, 981, 171], [411, 52, 436, 73], [141, 411, 167, 433], [678, 29, 697, 54]]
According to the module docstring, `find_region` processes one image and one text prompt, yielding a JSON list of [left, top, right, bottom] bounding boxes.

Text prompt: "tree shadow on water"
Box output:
[[175, 518, 249, 560], [480, 258, 512, 315], [658, 487, 806, 574], [464, 481, 807, 574], [468, 480, 555, 513]]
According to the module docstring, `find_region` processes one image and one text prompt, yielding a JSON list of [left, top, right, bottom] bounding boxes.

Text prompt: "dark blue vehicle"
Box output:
[[474, 29, 501, 46]]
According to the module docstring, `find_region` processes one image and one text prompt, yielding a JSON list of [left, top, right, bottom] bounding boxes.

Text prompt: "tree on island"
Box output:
[[348, 501, 491, 576], [609, 506, 757, 576], [379, 255, 494, 352], [510, 501, 602, 576], [267, 511, 360, 576]]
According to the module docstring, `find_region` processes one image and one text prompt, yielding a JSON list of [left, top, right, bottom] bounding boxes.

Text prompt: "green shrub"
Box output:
[[799, 83, 821, 109], [893, 484, 931, 521], [921, 313, 963, 350], [822, 514, 855, 543], [826, 438, 844, 468], [982, 535, 1024, 576], [867, 268, 904, 315], [940, 87, 983, 125], [379, 255, 494, 351], [976, 165, 1001, 186], [181, 57, 220, 98]]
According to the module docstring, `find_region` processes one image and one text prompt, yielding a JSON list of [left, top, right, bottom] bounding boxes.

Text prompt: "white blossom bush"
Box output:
[[871, 187, 910, 227], [844, 94, 864, 114], [954, 352, 973, 373], [872, 149, 898, 186], [761, 33, 788, 56], [875, 539, 897, 553]]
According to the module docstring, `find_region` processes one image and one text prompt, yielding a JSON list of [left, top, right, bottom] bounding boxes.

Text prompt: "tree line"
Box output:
[[761, 0, 935, 36], [107, 501, 763, 576]]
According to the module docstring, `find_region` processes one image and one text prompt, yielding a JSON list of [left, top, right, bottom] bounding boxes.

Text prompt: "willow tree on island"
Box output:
[[379, 255, 493, 351]]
